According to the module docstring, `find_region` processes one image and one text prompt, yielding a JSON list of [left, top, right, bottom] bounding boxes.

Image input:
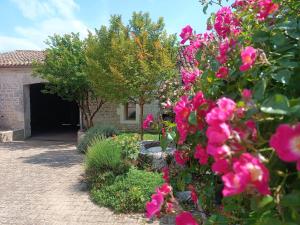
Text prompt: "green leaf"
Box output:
[[188, 111, 197, 126], [261, 94, 290, 115], [205, 214, 229, 225], [253, 30, 269, 43], [281, 191, 300, 207], [258, 196, 274, 208], [271, 69, 292, 84], [253, 79, 267, 101], [271, 34, 288, 46], [203, 3, 209, 14]]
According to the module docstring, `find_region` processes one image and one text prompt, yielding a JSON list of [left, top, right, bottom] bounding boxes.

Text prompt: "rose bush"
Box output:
[[145, 0, 300, 224]]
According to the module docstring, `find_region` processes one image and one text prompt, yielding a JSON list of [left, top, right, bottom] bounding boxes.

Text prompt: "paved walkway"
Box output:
[[0, 140, 162, 225]]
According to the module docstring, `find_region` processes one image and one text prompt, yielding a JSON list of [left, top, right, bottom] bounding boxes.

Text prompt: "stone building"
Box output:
[[0, 50, 160, 141]]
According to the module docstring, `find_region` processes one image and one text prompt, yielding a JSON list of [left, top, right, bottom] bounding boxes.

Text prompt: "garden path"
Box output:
[[0, 139, 167, 225]]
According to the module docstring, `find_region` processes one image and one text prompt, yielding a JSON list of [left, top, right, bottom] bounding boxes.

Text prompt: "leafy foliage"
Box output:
[[91, 168, 163, 213], [86, 12, 178, 139], [85, 137, 122, 173], [34, 33, 105, 128], [115, 134, 140, 161], [78, 124, 119, 153]]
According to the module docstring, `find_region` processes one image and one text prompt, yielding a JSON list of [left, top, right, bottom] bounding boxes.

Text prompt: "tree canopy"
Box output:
[[86, 12, 178, 139], [34, 33, 105, 129]]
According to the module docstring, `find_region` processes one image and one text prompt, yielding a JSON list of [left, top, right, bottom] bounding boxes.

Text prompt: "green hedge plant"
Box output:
[[78, 124, 119, 153]]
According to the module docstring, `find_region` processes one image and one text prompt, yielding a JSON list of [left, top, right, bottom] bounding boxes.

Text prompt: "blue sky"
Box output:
[[0, 0, 232, 52]]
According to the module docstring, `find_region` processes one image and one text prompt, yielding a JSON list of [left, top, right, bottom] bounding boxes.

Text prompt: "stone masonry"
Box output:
[[0, 67, 44, 138]]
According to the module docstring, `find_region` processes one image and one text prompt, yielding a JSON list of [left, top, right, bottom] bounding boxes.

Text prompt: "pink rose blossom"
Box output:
[[270, 123, 300, 171], [257, 0, 279, 21], [206, 123, 231, 145], [174, 150, 189, 166], [157, 183, 172, 196], [242, 89, 252, 100], [166, 202, 174, 213], [207, 144, 231, 160], [162, 167, 170, 183], [206, 108, 228, 126], [146, 192, 164, 219], [234, 153, 270, 195], [143, 114, 154, 129], [175, 212, 199, 225], [183, 44, 198, 62], [194, 144, 209, 165], [192, 91, 206, 110], [216, 67, 229, 78], [188, 185, 198, 205], [212, 158, 230, 174], [222, 153, 270, 196], [216, 40, 230, 64], [240, 46, 257, 72], [217, 97, 236, 118], [222, 171, 248, 196], [245, 120, 258, 141], [181, 68, 201, 88], [206, 97, 237, 125], [174, 96, 191, 144], [180, 25, 193, 44], [214, 7, 240, 39]]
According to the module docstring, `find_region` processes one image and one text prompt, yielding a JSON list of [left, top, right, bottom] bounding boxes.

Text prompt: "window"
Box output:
[[124, 103, 136, 120]]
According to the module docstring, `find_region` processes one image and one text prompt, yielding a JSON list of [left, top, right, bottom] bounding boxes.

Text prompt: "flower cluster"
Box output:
[[174, 91, 209, 144], [144, 0, 300, 223], [232, 0, 279, 21], [181, 68, 202, 89], [143, 114, 154, 129], [146, 183, 173, 219], [214, 7, 240, 39], [204, 97, 270, 196]]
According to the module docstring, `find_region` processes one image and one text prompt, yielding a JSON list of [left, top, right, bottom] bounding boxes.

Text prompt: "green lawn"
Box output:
[[118, 132, 159, 141]]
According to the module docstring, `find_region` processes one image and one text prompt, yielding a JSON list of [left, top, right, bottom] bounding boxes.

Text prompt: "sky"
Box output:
[[0, 0, 233, 52]]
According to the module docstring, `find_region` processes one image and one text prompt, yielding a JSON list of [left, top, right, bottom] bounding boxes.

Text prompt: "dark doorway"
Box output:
[[30, 83, 79, 140]]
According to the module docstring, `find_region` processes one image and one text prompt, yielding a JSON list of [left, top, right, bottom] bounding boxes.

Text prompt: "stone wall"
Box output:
[[93, 100, 160, 132], [0, 67, 44, 138], [0, 66, 161, 138]]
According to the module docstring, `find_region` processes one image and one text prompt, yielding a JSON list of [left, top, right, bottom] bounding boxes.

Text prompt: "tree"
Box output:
[[85, 16, 130, 102], [86, 12, 178, 140], [34, 33, 105, 129]]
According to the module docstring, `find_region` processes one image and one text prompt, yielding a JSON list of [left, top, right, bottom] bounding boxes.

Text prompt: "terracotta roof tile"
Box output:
[[0, 50, 45, 68]]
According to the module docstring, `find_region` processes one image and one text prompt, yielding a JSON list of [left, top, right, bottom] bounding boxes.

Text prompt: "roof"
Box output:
[[0, 50, 45, 68]]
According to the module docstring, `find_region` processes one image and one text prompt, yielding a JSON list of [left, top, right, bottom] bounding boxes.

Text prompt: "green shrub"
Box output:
[[85, 137, 122, 173], [115, 134, 140, 161], [91, 168, 163, 213], [78, 124, 119, 153]]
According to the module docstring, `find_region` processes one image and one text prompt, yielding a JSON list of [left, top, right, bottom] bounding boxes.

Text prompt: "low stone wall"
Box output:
[[0, 129, 24, 142]]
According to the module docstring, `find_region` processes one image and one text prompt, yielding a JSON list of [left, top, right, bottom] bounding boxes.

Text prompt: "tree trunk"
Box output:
[[139, 103, 144, 141]]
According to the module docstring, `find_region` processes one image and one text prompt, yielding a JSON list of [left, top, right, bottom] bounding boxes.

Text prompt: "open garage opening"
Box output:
[[29, 83, 79, 141]]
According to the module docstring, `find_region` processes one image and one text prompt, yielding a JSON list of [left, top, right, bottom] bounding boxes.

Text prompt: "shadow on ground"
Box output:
[[0, 140, 76, 152], [20, 149, 83, 168]]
